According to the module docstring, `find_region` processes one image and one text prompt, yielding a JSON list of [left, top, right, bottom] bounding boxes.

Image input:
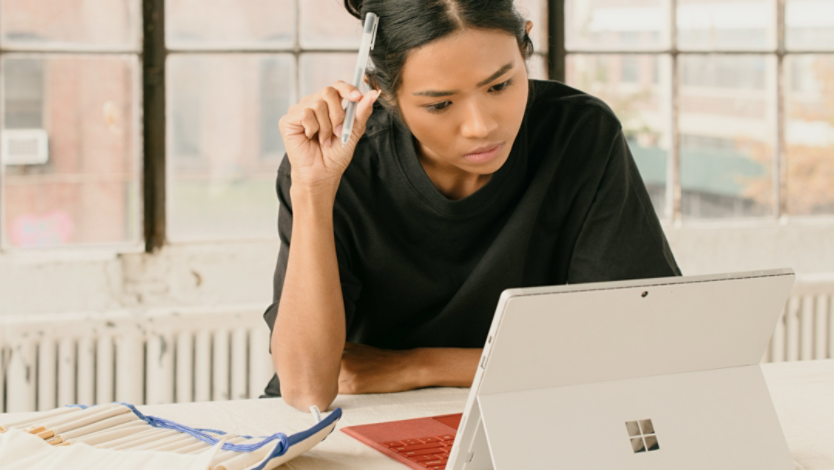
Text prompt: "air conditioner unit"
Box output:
[[2, 128, 49, 165]]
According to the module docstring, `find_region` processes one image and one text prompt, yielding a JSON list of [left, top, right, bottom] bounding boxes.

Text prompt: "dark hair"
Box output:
[[343, 0, 534, 112]]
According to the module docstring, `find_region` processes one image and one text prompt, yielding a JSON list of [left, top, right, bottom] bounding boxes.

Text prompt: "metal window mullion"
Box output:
[[668, 0, 681, 222], [548, 0, 566, 82], [143, 0, 166, 251], [295, 0, 301, 104], [0, 55, 4, 250], [775, 0, 786, 218], [564, 49, 793, 55], [0, 48, 142, 55]]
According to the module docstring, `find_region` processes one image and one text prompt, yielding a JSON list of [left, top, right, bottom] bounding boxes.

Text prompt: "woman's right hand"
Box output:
[[279, 81, 380, 191]]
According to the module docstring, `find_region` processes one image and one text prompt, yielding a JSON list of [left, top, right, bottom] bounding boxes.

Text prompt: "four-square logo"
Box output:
[[626, 419, 660, 453]]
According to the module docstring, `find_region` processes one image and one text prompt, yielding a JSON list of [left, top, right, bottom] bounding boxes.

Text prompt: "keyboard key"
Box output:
[[408, 455, 434, 462], [398, 442, 446, 452], [400, 448, 445, 457], [422, 436, 440, 443], [382, 441, 404, 447]]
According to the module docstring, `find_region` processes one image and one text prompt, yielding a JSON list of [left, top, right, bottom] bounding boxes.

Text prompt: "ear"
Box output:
[[525, 20, 533, 36]]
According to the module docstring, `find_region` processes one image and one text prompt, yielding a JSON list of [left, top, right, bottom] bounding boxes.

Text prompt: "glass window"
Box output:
[[566, 0, 671, 51], [166, 54, 295, 241], [515, 0, 548, 52], [166, 0, 295, 50], [677, 0, 776, 51], [299, 0, 362, 50], [0, 0, 141, 51], [1, 55, 141, 248], [527, 53, 549, 80], [785, 0, 834, 51], [679, 55, 777, 218], [300, 53, 358, 98], [566, 54, 672, 215], [784, 55, 834, 215]]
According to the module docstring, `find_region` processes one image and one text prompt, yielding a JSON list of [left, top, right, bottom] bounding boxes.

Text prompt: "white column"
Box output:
[[7, 339, 37, 412], [175, 331, 193, 403], [194, 330, 212, 402], [212, 330, 230, 401], [38, 338, 57, 410], [96, 335, 115, 404], [116, 330, 144, 405], [58, 337, 77, 406], [77, 336, 96, 406]]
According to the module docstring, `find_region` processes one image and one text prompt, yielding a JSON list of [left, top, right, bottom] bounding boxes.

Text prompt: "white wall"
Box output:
[[664, 220, 834, 276], [1, 221, 833, 316], [0, 241, 278, 316]]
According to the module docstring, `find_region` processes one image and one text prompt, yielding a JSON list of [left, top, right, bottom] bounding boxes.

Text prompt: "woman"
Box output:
[[263, 0, 680, 412]]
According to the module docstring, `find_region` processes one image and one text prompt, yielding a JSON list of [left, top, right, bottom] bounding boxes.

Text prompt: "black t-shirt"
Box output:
[[262, 79, 680, 397]]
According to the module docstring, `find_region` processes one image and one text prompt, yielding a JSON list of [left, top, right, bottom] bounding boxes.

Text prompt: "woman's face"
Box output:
[[396, 26, 531, 176]]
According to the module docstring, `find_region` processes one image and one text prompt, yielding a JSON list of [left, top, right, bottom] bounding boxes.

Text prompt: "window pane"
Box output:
[[0, 0, 140, 50], [528, 54, 548, 80], [167, 54, 294, 241], [679, 55, 776, 218], [786, 0, 834, 51], [1, 55, 140, 249], [677, 0, 776, 51], [785, 55, 834, 215], [166, 0, 295, 50], [566, 54, 671, 216], [515, 0, 548, 52], [566, 0, 671, 51], [300, 53, 358, 98], [300, 0, 362, 50]]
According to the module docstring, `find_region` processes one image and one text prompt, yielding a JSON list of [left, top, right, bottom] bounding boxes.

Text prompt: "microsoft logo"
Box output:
[[626, 419, 660, 453]]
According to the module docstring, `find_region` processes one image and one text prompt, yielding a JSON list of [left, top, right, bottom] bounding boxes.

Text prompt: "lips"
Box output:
[[463, 142, 504, 164]]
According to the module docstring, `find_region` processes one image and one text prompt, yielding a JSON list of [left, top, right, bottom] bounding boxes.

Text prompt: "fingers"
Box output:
[[322, 87, 346, 132], [300, 80, 362, 105], [280, 87, 380, 149], [330, 80, 363, 103], [309, 100, 333, 146], [299, 108, 319, 139], [345, 89, 381, 143]]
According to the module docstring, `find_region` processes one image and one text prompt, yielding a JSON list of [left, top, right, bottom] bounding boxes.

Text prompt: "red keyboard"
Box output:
[[382, 433, 456, 469]]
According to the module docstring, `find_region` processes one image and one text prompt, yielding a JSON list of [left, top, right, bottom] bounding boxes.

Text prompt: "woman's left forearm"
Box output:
[[409, 347, 483, 389]]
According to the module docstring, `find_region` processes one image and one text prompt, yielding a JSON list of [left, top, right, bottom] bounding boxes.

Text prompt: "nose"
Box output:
[[460, 100, 497, 139]]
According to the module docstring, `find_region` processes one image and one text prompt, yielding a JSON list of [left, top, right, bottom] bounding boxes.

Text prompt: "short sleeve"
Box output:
[[567, 129, 681, 283], [262, 164, 363, 345]]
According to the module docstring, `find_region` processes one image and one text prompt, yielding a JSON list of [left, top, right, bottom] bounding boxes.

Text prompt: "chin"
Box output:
[[463, 148, 511, 175]]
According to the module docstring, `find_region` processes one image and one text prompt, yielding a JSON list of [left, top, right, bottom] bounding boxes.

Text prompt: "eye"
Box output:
[[426, 101, 452, 114], [489, 79, 513, 93]]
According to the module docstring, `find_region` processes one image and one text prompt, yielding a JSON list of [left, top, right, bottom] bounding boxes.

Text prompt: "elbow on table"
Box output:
[[280, 381, 339, 413]]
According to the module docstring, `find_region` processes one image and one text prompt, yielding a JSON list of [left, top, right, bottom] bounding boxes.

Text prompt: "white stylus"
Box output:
[[341, 12, 379, 147]]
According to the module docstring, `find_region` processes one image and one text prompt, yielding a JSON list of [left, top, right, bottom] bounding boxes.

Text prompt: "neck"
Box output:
[[415, 139, 492, 200]]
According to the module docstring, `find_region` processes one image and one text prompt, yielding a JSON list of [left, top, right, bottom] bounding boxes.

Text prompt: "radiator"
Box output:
[[0, 305, 275, 413], [765, 276, 834, 363], [2, 279, 833, 414]]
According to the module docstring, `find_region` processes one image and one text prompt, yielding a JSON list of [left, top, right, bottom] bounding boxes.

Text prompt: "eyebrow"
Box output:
[[412, 61, 515, 97]]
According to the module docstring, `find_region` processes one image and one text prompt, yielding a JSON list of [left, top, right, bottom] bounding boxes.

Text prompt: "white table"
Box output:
[[130, 359, 834, 469]]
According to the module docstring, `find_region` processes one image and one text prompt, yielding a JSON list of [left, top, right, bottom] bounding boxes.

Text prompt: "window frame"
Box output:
[[144, 0, 551, 251], [0, 0, 145, 254], [558, 0, 834, 223], [2, 0, 832, 255]]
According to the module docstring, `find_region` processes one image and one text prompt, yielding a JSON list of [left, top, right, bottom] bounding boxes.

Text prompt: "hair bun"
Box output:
[[343, 0, 363, 19]]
